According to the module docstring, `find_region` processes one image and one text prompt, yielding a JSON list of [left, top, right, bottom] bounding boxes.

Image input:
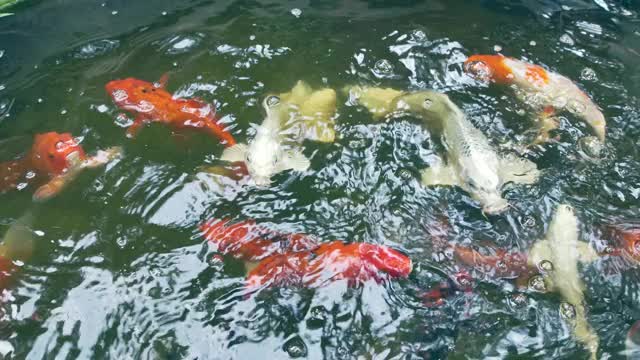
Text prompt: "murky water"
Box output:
[[1, 0, 640, 358]]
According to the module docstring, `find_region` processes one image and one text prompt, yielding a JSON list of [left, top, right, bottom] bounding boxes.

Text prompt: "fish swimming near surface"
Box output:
[[0, 211, 36, 289], [105, 75, 237, 146], [0, 132, 121, 201], [200, 218, 412, 290], [464, 54, 606, 144], [246, 241, 412, 290], [348, 87, 540, 214], [220, 81, 337, 186], [528, 204, 600, 360]]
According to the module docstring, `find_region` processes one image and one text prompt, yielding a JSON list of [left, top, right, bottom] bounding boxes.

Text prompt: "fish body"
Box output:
[[246, 241, 412, 290], [464, 54, 606, 142], [452, 244, 530, 279], [389, 90, 539, 214], [0, 132, 121, 201], [105, 76, 236, 146], [200, 218, 411, 290], [528, 204, 599, 360], [221, 95, 311, 186]]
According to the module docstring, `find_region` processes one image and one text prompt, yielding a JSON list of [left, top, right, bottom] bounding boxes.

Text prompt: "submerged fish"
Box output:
[[105, 75, 237, 146], [0, 132, 121, 201], [246, 240, 412, 290], [199, 218, 319, 261], [464, 54, 606, 144], [200, 217, 411, 290], [350, 87, 540, 214], [221, 81, 336, 186], [528, 204, 600, 360]]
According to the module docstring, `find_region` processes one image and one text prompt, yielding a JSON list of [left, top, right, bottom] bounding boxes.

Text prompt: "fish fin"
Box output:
[[84, 146, 123, 168], [527, 239, 552, 267], [33, 171, 80, 202], [157, 73, 169, 88], [532, 110, 560, 144], [220, 143, 248, 162], [280, 80, 313, 105], [420, 164, 460, 187], [577, 242, 600, 264], [499, 154, 540, 184], [347, 86, 404, 120], [279, 151, 310, 172]]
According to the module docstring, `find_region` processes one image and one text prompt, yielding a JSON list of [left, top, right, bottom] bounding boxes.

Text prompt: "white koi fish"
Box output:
[[528, 204, 600, 360], [349, 87, 540, 214]]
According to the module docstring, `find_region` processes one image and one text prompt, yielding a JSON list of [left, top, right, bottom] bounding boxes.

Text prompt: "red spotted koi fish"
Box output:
[[105, 75, 237, 146], [200, 218, 412, 290], [464, 54, 606, 143], [246, 241, 412, 290], [0, 132, 121, 201]]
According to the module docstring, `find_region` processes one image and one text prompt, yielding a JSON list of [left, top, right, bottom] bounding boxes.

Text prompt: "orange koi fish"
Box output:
[[605, 225, 640, 263], [451, 244, 532, 280], [464, 54, 606, 143], [200, 218, 412, 290], [246, 241, 412, 290], [0, 132, 121, 201], [105, 75, 237, 146], [199, 218, 318, 261]]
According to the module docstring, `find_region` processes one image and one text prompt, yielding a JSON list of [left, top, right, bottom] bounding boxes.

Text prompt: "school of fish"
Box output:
[[2, 50, 637, 360]]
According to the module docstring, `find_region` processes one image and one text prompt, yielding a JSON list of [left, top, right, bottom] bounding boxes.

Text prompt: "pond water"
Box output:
[[1, 0, 640, 358]]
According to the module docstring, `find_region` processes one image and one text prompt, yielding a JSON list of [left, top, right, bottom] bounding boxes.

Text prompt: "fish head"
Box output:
[[464, 54, 514, 84], [30, 132, 86, 175], [462, 164, 507, 214], [360, 243, 413, 278], [105, 78, 162, 113], [394, 90, 457, 126]]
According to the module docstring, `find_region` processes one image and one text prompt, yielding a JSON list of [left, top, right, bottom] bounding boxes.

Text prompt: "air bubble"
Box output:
[[559, 302, 576, 319], [16, 182, 28, 190], [528, 275, 546, 292], [290, 8, 302, 18], [538, 260, 554, 272], [372, 59, 394, 78], [265, 95, 280, 107], [25, 171, 36, 179], [111, 10, 118, 15], [423, 98, 433, 109], [578, 136, 604, 159], [493, 45, 502, 52], [580, 67, 598, 81], [559, 34, 575, 45], [283, 336, 307, 358]]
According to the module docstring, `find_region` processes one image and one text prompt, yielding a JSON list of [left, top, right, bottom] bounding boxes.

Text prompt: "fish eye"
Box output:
[[151, 88, 156, 92], [48, 153, 55, 159], [141, 88, 148, 93]]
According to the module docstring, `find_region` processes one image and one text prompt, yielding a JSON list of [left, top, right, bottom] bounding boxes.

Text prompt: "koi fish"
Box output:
[[609, 226, 640, 262], [221, 81, 337, 186], [0, 132, 121, 201], [451, 244, 531, 280], [199, 218, 318, 261], [246, 241, 412, 290], [0, 211, 35, 290], [105, 75, 237, 146], [199, 218, 412, 290], [626, 320, 640, 359], [528, 204, 600, 360], [349, 87, 540, 214], [464, 54, 606, 143]]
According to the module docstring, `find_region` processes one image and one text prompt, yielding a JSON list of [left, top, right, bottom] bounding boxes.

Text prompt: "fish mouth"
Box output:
[[252, 176, 272, 187], [482, 198, 509, 215]]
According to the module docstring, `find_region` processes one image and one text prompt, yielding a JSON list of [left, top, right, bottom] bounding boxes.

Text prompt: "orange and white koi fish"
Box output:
[[0, 132, 121, 201], [464, 54, 606, 143]]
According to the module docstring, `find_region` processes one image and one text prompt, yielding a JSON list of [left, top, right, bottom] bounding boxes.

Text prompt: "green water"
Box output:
[[1, 0, 640, 358]]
